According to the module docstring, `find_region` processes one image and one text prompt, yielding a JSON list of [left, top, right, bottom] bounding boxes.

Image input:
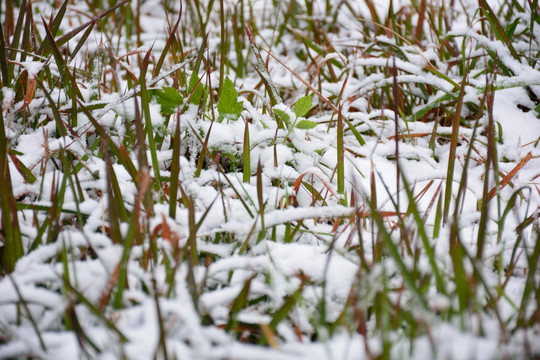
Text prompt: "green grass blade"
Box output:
[[226, 275, 254, 332], [187, 122, 254, 218], [139, 48, 162, 191], [154, 2, 183, 76], [77, 100, 138, 180], [336, 109, 345, 201], [478, 0, 520, 61], [245, 26, 282, 108], [269, 284, 304, 330], [104, 143, 124, 244], [443, 65, 469, 222], [0, 119, 23, 273], [0, 24, 9, 85], [243, 119, 251, 183], [8, 149, 36, 184], [169, 112, 181, 219], [363, 185, 429, 311], [401, 173, 447, 294], [8, 275, 47, 350]]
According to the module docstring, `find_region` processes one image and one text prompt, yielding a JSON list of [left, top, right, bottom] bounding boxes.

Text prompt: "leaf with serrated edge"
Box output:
[[218, 77, 243, 121], [153, 87, 183, 116]]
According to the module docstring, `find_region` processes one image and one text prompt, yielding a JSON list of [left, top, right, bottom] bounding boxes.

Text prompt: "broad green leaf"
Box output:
[[273, 108, 291, 126], [153, 87, 183, 116], [294, 95, 312, 117], [217, 77, 243, 121], [295, 119, 317, 129]]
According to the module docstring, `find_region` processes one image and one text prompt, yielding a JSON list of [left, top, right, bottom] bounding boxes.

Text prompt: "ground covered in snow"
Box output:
[[0, 0, 539, 359]]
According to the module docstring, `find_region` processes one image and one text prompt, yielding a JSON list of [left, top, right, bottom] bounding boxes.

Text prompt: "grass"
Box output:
[[0, 0, 539, 359]]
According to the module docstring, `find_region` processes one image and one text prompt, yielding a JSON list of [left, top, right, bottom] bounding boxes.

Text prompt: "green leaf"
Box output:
[[189, 71, 205, 105], [496, 121, 504, 144], [535, 102, 540, 118], [269, 285, 303, 330], [273, 108, 291, 126], [294, 95, 312, 118], [153, 87, 183, 116], [295, 119, 317, 129], [217, 77, 243, 121]]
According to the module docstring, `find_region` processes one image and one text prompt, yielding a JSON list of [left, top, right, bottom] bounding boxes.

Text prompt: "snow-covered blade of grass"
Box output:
[[0, 0, 539, 359]]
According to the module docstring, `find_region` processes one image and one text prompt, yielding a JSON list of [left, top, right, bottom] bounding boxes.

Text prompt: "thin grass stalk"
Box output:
[[443, 65, 469, 222], [479, 0, 520, 61], [477, 74, 497, 260], [190, 0, 205, 35], [38, 0, 132, 57], [185, 197, 200, 314], [20, 1, 33, 63], [40, 16, 84, 108], [104, 142, 123, 244], [78, 99, 138, 179], [154, 2, 183, 77], [0, 108, 23, 272], [232, 2, 244, 77], [269, 282, 304, 331], [113, 169, 150, 308], [363, 181, 429, 310], [243, 119, 251, 183], [528, 0, 538, 67], [69, 66, 78, 127], [336, 107, 344, 201], [169, 111, 182, 219], [152, 275, 169, 360], [122, 0, 133, 48], [515, 229, 540, 330], [62, 274, 129, 342], [60, 240, 73, 331], [187, 122, 254, 217], [400, 173, 447, 294], [48, 0, 69, 38], [255, 161, 265, 242], [48, 155, 69, 243], [245, 26, 282, 108], [226, 275, 253, 332], [454, 121, 480, 217], [449, 220, 470, 325], [59, 151, 84, 227], [496, 187, 530, 286], [8, 275, 47, 351], [8, 0, 26, 74], [194, 99, 211, 179], [139, 49, 162, 193], [35, 0, 66, 55], [8, 149, 36, 184], [0, 23, 9, 85], [64, 301, 100, 356], [453, 233, 506, 329], [3, 0, 15, 39], [219, 0, 226, 92], [135, 0, 142, 46], [391, 56, 401, 213]]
